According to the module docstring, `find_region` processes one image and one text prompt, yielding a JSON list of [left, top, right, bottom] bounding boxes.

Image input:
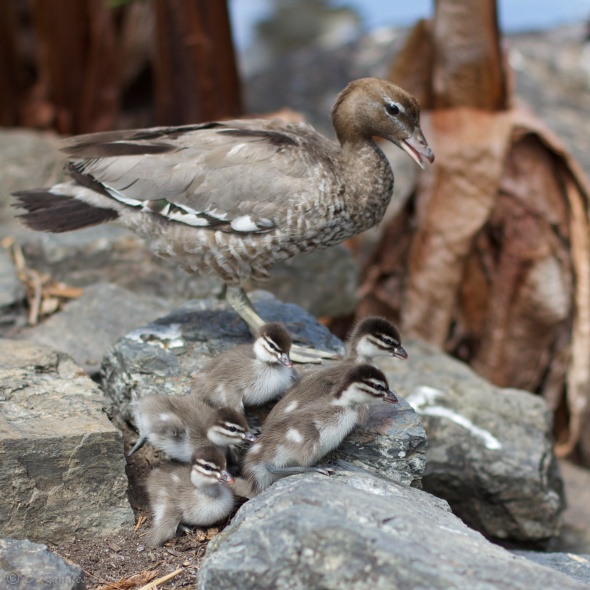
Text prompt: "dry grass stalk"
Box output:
[[2, 238, 83, 325]]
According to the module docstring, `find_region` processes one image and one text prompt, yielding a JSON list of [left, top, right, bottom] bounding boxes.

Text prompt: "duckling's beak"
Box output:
[[392, 345, 408, 360], [383, 389, 399, 404], [400, 127, 434, 169], [279, 353, 293, 368], [219, 470, 235, 484], [243, 431, 257, 443]]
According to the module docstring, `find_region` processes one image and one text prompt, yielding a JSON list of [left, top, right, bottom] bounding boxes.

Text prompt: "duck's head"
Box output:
[[331, 78, 434, 168], [207, 407, 257, 447], [190, 446, 235, 487], [349, 316, 407, 362], [253, 322, 293, 367], [335, 364, 398, 406]]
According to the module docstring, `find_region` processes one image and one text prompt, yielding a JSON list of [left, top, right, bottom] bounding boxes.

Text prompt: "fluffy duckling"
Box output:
[[272, 316, 404, 411], [195, 322, 296, 412], [128, 395, 255, 460], [145, 446, 235, 546], [347, 316, 407, 363], [242, 364, 397, 494]]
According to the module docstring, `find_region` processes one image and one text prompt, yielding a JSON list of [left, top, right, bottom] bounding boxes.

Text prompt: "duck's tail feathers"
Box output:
[[12, 190, 119, 233]]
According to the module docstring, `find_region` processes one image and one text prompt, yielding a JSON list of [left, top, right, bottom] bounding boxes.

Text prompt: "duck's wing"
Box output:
[[61, 119, 340, 233]]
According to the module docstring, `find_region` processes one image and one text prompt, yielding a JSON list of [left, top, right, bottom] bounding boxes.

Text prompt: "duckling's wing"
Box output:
[[61, 120, 340, 232]]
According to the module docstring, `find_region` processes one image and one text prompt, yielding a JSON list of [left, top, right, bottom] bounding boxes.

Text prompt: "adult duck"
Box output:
[[14, 78, 434, 362]]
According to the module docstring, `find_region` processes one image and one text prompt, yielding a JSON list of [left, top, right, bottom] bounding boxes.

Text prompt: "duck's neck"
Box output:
[[338, 138, 394, 222]]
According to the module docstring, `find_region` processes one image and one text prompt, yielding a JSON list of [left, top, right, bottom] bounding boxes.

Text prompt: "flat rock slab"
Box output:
[[102, 292, 426, 487], [199, 469, 586, 590], [0, 339, 134, 544], [513, 551, 590, 586], [0, 538, 86, 589], [18, 283, 171, 375], [379, 338, 564, 542]]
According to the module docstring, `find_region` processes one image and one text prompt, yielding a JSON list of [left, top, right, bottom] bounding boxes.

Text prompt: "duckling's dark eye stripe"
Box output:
[[367, 335, 396, 350], [222, 422, 244, 432], [264, 337, 280, 352]]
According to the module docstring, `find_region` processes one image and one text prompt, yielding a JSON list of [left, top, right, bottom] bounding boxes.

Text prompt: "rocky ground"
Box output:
[[1, 22, 590, 590]]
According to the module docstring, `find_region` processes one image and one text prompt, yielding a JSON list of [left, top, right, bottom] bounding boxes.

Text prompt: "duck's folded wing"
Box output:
[[61, 120, 338, 232]]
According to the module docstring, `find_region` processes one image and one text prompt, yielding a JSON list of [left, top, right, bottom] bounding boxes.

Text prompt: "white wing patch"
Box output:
[[286, 428, 304, 444]]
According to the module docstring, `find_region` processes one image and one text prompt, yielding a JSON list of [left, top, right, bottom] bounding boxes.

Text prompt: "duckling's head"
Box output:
[[349, 317, 407, 362], [207, 407, 257, 447], [336, 364, 398, 406], [331, 78, 434, 168], [190, 446, 235, 487], [253, 322, 293, 367]]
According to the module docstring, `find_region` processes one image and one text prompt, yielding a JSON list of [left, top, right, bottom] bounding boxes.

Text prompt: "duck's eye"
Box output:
[[385, 103, 400, 116], [265, 339, 279, 352], [202, 464, 212, 471], [227, 426, 238, 433]]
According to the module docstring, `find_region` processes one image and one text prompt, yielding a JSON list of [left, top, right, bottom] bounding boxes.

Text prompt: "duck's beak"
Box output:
[[219, 470, 235, 484], [383, 389, 399, 404], [280, 353, 293, 368], [400, 127, 434, 169], [243, 431, 257, 443], [392, 345, 408, 360]]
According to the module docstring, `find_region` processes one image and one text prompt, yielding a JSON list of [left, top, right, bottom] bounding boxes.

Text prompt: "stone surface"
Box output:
[[0, 339, 134, 544], [549, 460, 590, 553], [512, 551, 590, 586], [102, 292, 426, 487], [0, 248, 25, 309], [18, 283, 171, 375], [330, 395, 426, 488], [0, 538, 86, 589], [378, 338, 564, 543], [199, 468, 586, 590]]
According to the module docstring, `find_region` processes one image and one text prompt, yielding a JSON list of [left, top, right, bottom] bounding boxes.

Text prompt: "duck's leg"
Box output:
[[224, 286, 341, 364], [266, 463, 333, 477]]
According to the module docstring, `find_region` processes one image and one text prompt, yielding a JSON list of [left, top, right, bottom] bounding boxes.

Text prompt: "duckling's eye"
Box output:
[[265, 339, 279, 352], [385, 103, 400, 116], [202, 464, 212, 471], [227, 426, 238, 433]]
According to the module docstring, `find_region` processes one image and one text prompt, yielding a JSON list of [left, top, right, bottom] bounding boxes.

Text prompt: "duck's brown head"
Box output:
[[331, 78, 434, 168]]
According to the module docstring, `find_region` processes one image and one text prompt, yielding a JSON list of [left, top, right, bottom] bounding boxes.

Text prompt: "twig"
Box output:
[[137, 568, 183, 590], [134, 514, 146, 532]]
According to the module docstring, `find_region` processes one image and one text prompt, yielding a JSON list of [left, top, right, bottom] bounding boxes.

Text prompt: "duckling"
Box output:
[[127, 395, 256, 460], [347, 316, 407, 363], [145, 446, 235, 546], [271, 316, 404, 412], [195, 322, 296, 412], [14, 78, 433, 363], [242, 364, 397, 494]]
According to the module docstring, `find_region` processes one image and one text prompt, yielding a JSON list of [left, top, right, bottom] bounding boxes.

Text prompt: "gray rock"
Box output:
[[0, 339, 134, 544], [0, 248, 25, 309], [199, 469, 586, 590], [550, 460, 590, 553], [512, 551, 590, 586], [0, 538, 86, 590], [378, 338, 564, 543], [18, 283, 171, 375], [330, 396, 426, 488]]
